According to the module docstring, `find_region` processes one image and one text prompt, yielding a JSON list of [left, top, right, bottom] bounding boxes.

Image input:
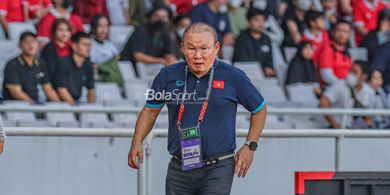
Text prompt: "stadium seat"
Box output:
[[8, 22, 37, 42], [118, 61, 137, 81], [272, 44, 288, 85], [45, 102, 78, 127], [283, 47, 297, 64], [253, 78, 288, 104], [136, 63, 164, 81], [3, 101, 52, 127], [109, 25, 134, 51], [123, 80, 149, 106], [83, 24, 90, 32], [348, 47, 368, 61], [234, 61, 265, 80], [286, 83, 319, 107], [95, 82, 124, 103], [79, 104, 112, 128], [222, 45, 234, 62]]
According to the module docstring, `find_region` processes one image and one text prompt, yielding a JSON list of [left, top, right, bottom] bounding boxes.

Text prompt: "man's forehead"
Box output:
[[183, 32, 215, 44]]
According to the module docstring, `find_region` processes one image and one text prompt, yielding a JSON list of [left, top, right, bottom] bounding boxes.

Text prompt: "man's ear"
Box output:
[[180, 42, 184, 52], [215, 41, 221, 51]]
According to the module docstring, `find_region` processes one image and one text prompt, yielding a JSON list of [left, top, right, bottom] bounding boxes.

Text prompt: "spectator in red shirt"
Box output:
[[22, 0, 52, 21], [0, 0, 26, 36], [353, 0, 387, 45], [302, 10, 330, 66], [40, 18, 72, 85], [319, 20, 352, 128], [170, 0, 207, 14], [37, 0, 83, 42], [318, 19, 353, 86], [72, 0, 110, 24]]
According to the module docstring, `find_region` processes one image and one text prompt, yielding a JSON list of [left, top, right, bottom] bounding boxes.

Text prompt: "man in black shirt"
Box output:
[[2, 32, 60, 104], [120, 5, 177, 72], [56, 32, 95, 105], [232, 8, 276, 77]]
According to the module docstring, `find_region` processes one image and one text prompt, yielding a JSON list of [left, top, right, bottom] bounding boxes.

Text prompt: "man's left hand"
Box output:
[[234, 145, 254, 178]]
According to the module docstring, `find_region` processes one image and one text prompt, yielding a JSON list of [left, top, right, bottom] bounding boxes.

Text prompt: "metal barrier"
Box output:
[[5, 128, 390, 195], [2, 105, 390, 129]]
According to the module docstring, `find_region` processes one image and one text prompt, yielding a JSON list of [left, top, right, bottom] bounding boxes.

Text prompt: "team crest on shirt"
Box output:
[[176, 80, 185, 87], [212, 80, 224, 89]]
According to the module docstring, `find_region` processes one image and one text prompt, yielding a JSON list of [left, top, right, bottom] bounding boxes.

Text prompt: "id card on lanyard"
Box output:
[[177, 66, 214, 171]]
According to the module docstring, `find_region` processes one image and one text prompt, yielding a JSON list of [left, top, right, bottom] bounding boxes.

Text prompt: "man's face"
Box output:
[[72, 38, 91, 58], [321, 0, 336, 10], [351, 64, 365, 84], [312, 17, 325, 31], [20, 36, 39, 57], [333, 23, 352, 45], [181, 32, 220, 76], [249, 15, 265, 33]]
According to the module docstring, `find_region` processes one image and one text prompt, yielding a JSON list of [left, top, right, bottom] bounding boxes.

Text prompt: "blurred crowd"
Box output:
[[1, 0, 390, 129]]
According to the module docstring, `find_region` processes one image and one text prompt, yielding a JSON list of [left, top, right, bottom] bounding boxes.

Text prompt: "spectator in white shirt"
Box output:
[[90, 14, 119, 65]]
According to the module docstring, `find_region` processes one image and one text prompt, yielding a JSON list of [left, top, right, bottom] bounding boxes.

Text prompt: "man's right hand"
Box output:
[[0, 141, 4, 155], [128, 142, 143, 169]]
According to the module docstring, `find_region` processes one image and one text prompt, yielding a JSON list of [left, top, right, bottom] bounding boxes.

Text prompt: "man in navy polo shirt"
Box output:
[[128, 22, 267, 195]]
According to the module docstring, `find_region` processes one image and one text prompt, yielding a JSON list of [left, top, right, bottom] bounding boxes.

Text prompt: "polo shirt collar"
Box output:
[[17, 55, 39, 67], [330, 41, 346, 52]]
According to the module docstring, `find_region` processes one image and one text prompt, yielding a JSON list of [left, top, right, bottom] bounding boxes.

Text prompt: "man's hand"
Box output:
[[128, 142, 143, 169], [235, 145, 254, 178], [0, 141, 4, 155]]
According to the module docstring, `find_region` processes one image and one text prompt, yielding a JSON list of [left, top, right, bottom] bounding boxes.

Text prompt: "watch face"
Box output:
[[249, 142, 257, 150]]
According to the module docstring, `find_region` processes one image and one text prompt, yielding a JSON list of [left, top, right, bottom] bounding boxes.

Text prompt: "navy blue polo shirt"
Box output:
[[146, 60, 266, 158]]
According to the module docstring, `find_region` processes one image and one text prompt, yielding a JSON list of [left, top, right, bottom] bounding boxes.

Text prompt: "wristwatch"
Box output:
[[244, 141, 258, 151]]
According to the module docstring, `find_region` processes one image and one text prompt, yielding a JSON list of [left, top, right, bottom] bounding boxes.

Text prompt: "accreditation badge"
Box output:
[[180, 126, 203, 171]]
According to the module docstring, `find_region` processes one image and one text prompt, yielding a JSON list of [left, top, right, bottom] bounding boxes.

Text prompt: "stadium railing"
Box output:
[[5, 127, 390, 195]]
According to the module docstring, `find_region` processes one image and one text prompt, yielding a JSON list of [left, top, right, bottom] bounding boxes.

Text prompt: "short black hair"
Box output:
[[147, 5, 173, 20], [353, 60, 369, 74], [305, 10, 324, 28], [246, 8, 267, 21], [332, 18, 352, 31], [173, 14, 190, 26], [377, 9, 390, 30], [19, 31, 37, 44], [71, 32, 90, 43]]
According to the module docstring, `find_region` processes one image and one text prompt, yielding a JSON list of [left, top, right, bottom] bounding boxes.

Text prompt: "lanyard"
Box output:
[[177, 66, 214, 129]]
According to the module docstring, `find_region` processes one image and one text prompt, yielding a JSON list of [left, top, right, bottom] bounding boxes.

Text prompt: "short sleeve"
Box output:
[[318, 45, 333, 69], [145, 69, 166, 108], [235, 71, 266, 114], [0, 0, 8, 15], [131, 27, 147, 53], [39, 61, 51, 84], [162, 32, 175, 55], [85, 62, 95, 90], [3, 62, 21, 86], [223, 14, 232, 34], [353, 3, 365, 27]]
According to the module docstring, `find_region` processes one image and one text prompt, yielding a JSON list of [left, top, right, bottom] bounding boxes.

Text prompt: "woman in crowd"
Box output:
[[40, 18, 72, 85]]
